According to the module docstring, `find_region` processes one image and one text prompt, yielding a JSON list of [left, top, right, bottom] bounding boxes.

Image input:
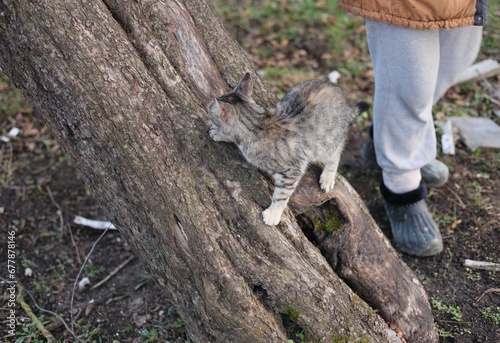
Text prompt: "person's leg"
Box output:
[[433, 26, 483, 104], [366, 20, 443, 256], [366, 20, 440, 193]]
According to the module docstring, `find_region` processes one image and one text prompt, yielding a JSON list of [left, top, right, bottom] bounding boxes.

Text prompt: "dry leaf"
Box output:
[[85, 303, 95, 316], [450, 219, 462, 230]]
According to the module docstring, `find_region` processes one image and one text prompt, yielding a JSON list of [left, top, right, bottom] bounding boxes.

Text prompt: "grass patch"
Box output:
[[214, 0, 352, 47], [84, 264, 105, 279], [481, 306, 500, 326], [431, 296, 463, 323], [213, 0, 365, 70], [4, 316, 50, 343], [167, 306, 187, 335]]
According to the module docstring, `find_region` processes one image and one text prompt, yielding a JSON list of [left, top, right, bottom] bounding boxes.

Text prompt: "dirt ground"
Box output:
[[1, 74, 499, 342], [1, 5, 500, 343]]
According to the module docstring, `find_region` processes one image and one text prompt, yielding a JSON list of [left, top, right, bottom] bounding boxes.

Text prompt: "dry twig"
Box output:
[[476, 288, 500, 302], [46, 186, 64, 238], [68, 224, 83, 265], [70, 227, 111, 332], [91, 255, 135, 290]]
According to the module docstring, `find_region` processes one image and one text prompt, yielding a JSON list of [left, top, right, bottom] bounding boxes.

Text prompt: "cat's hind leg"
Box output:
[[262, 168, 303, 226], [319, 145, 344, 192]]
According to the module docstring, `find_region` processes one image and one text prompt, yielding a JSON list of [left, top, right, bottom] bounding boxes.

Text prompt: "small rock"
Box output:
[[328, 70, 341, 84], [78, 277, 91, 291], [132, 313, 148, 326]]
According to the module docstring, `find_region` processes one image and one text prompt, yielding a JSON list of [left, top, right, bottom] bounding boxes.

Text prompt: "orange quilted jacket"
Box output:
[[338, 0, 487, 29]]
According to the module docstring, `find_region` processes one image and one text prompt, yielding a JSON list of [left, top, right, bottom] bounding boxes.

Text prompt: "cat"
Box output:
[[208, 73, 358, 226]]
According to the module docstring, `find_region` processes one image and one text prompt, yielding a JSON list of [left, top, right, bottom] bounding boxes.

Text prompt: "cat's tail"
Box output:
[[353, 101, 370, 118]]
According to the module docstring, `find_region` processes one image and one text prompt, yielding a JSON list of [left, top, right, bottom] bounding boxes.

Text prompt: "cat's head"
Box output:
[[208, 73, 264, 143]]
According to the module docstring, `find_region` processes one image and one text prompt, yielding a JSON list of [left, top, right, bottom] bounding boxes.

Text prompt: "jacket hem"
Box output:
[[339, 3, 476, 30]]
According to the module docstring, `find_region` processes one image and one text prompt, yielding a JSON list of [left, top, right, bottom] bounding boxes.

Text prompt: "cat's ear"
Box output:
[[234, 72, 253, 98], [208, 99, 222, 117]]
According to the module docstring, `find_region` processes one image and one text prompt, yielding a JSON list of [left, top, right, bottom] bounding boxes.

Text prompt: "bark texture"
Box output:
[[0, 1, 437, 342]]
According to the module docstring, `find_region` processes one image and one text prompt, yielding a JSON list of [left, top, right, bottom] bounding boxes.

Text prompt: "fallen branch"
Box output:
[[91, 255, 135, 290], [464, 259, 500, 271]]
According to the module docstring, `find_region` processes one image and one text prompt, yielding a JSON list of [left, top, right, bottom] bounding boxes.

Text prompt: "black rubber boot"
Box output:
[[362, 126, 449, 188], [381, 182, 443, 257]]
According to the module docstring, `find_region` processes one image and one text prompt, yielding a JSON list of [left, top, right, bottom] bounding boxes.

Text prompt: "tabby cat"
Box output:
[[208, 73, 356, 225]]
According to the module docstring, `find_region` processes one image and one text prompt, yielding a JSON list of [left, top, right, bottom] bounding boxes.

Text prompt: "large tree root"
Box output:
[[290, 167, 438, 343]]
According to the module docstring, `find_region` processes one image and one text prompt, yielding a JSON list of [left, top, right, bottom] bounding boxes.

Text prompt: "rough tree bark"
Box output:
[[0, 1, 438, 342]]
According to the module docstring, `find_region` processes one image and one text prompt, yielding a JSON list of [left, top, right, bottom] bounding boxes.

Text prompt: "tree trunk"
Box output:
[[0, 1, 437, 342]]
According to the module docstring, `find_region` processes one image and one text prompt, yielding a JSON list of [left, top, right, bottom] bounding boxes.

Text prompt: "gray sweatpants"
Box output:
[[366, 20, 483, 194]]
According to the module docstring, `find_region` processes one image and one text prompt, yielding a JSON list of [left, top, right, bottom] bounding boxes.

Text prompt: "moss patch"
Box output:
[[312, 212, 343, 233], [309, 203, 346, 233], [283, 304, 301, 323]]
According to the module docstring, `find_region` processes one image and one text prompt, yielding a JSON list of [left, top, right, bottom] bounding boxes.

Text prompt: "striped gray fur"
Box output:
[[208, 73, 356, 225]]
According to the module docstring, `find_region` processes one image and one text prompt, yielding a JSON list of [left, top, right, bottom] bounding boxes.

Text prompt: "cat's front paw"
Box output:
[[320, 172, 336, 192], [262, 207, 283, 226], [208, 127, 227, 142], [208, 128, 220, 141]]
